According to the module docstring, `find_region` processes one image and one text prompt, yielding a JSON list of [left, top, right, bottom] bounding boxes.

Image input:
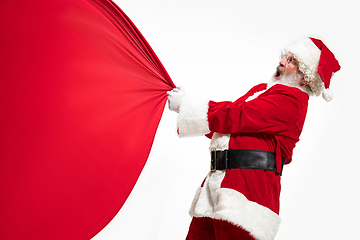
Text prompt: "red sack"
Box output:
[[0, 0, 175, 239]]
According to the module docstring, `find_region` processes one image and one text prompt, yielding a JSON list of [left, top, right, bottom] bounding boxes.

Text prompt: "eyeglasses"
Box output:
[[283, 55, 299, 66]]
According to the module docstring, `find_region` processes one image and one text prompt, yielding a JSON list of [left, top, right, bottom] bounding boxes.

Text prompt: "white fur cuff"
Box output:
[[177, 96, 210, 137]]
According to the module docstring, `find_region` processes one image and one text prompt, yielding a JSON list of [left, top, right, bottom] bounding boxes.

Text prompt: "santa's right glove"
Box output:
[[167, 86, 185, 113]]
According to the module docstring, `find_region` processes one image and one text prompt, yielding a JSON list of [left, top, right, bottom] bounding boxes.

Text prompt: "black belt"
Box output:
[[210, 149, 285, 175]]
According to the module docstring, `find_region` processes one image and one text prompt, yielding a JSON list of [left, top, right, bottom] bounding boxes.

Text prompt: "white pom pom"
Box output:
[[322, 88, 334, 102]]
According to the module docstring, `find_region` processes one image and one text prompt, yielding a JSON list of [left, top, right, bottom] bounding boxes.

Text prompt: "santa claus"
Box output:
[[167, 37, 340, 240]]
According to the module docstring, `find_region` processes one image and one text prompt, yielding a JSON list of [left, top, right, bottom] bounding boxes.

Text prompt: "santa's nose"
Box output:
[[279, 58, 286, 67]]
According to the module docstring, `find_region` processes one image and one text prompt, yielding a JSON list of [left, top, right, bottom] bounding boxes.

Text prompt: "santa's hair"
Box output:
[[280, 50, 323, 96]]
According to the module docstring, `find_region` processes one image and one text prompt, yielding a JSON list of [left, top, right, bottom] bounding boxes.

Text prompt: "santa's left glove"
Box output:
[[167, 86, 185, 113]]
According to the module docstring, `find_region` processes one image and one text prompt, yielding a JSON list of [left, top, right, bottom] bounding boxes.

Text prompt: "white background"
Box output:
[[93, 0, 360, 239]]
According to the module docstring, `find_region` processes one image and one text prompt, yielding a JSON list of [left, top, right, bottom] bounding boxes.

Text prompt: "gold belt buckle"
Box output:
[[211, 147, 216, 173]]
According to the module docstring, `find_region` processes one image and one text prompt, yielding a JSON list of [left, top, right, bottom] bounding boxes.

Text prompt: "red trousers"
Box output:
[[186, 217, 256, 240]]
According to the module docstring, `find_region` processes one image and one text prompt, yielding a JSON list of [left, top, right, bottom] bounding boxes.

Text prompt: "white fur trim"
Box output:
[[177, 96, 210, 137], [322, 88, 334, 101], [209, 133, 230, 150], [286, 38, 321, 71], [189, 171, 281, 240], [245, 89, 267, 102]]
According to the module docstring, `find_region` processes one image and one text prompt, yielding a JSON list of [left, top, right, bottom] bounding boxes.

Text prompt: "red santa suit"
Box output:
[[177, 82, 309, 240], [172, 37, 341, 240]]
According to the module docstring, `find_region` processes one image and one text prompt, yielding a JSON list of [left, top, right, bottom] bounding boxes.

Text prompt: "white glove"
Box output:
[[167, 86, 185, 113]]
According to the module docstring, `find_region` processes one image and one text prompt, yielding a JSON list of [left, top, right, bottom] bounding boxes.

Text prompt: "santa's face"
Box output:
[[274, 52, 300, 80]]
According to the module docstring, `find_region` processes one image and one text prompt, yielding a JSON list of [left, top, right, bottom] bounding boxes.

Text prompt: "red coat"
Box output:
[[177, 83, 309, 240]]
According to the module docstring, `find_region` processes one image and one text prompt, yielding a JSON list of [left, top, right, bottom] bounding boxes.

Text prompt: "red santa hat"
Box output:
[[281, 37, 341, 101]]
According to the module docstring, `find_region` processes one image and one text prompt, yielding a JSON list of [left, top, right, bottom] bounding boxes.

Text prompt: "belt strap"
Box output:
[[211, 149, 285, 175]]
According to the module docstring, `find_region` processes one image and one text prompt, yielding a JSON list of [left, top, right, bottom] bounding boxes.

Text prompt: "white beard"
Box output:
[[268, 73, 313, 96]]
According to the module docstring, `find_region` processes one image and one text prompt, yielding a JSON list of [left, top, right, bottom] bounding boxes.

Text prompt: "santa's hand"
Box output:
[[167, 86, 185, 113]]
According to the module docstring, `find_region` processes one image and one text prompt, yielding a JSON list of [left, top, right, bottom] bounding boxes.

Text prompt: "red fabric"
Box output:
[[207, 84, 309, 213], [0, 0, 175, 239], [221, 169, 281, 214], [309, 37, 341, 89], [204, 84, 267, 139], [186, 217, 256, 240], [208, 84, 309, 163]]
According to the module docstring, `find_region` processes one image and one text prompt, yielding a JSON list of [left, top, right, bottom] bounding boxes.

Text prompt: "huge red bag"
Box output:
[[0, 0, 175, 239]]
